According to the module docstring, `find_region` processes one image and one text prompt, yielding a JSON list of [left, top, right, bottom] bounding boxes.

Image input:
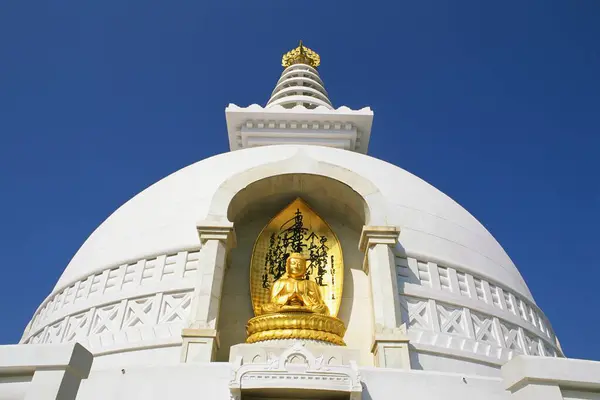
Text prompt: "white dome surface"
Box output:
[[56, 145, 531, 300]]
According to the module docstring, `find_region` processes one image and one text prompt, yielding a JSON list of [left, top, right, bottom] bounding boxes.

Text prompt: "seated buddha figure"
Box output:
[[261, 253, 329, 315]]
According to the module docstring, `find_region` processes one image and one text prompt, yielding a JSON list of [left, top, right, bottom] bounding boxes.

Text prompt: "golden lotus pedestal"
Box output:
[[246, 311, 346, 346]]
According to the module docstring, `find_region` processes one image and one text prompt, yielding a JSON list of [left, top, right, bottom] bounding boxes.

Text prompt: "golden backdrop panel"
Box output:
[[250, 198, 343, 317]]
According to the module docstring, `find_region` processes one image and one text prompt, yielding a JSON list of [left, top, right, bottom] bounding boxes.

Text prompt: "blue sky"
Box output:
[[0, 1, 598, 360]]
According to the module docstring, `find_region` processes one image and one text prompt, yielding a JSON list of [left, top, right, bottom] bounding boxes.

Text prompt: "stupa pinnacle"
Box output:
[[281, 40, 321, 68]]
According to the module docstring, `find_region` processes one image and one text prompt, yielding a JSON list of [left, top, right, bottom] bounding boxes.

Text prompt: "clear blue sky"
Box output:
[[1, 1, 598, 361]]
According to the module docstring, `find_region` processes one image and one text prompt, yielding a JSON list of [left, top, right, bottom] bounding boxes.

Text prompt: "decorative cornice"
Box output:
[[196, 221, 236, 248], [371, 331, 410, 352], [181, 328, 220, 349], [359, 226, 401, 252], [400, 293, 560, 365], [23, 250, 202, 343], [227, 103, 373, 114], [225, 104, 373, 154], [396, 255, 560, 353], [24, 290, 194, 356]]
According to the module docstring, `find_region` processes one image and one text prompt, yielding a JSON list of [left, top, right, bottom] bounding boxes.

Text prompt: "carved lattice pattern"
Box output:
[[437, 303, 466, 336], [471, 312, 498, 345], [159, 292, 192, 323], [524, 333, 541, 356], [406, 298, 431, 331], [90, 303, 121, 335], [26, 250, 200, 339], [501, 322, 524, 354], [123, 296, 154, 328], [25, 289, 194, 350], [390, 256, 560, 360], [63, 311, 90, 343]]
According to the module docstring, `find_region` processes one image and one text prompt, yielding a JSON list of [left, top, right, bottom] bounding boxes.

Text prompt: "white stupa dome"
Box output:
[[57, 146, 526, 298], [21, 144, 561, 374]]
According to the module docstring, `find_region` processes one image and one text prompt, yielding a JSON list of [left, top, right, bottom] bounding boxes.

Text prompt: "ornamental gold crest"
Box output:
[[249, 198, 344, 317]]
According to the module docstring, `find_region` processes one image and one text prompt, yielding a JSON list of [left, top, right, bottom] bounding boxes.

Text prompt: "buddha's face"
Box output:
[[287, 256, 306, 278]]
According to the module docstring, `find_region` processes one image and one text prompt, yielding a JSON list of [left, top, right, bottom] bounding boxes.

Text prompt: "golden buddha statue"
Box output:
[[261, 253, 329, 315], [246, 198, 346, 346]]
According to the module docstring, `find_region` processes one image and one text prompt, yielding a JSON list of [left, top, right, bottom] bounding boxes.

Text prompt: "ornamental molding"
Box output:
[[26, 248, 202, 334], [359, 225, 400, 274], [225, 104, 373, 154], [396, 255, 559, 350], [401, 294, 559, 364], [25, 290, 193, 355], [22, 249, 202, 345], [395, 254, 562, 365], [227, 103, 373, 114], [358, 225, 401, 251], [229, 343, 362, 400], [22, 240, 561, 369], [196, 221, 236, 247]]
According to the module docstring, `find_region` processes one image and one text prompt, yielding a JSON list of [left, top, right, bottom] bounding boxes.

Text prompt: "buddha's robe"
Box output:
[[262, 277, 329, 315]]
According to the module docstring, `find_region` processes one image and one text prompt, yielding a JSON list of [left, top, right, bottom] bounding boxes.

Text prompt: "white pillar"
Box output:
[[181, 222, 236, 363], [359, 226, 410, 369]]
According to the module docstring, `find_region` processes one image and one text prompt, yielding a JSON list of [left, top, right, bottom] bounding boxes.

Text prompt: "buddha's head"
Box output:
[[286, 253, 307, 279]]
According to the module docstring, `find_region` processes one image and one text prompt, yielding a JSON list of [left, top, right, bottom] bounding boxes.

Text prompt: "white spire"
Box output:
[[266, 63, 333, 110]]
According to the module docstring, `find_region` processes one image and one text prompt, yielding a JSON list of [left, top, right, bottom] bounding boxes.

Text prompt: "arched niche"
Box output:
[[203, 147, 389, 227], [216, 173, 375, 366], [227, 173, 367, 231]]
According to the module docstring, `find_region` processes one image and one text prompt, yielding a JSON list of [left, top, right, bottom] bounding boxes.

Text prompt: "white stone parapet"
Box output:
[[0, 343, 92, 400], [502, 355, 600, 399], [4, 342, 599, 399]]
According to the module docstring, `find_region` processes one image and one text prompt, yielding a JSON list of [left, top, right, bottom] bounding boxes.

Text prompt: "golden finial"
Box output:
[[281, 40, 321, 68]]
